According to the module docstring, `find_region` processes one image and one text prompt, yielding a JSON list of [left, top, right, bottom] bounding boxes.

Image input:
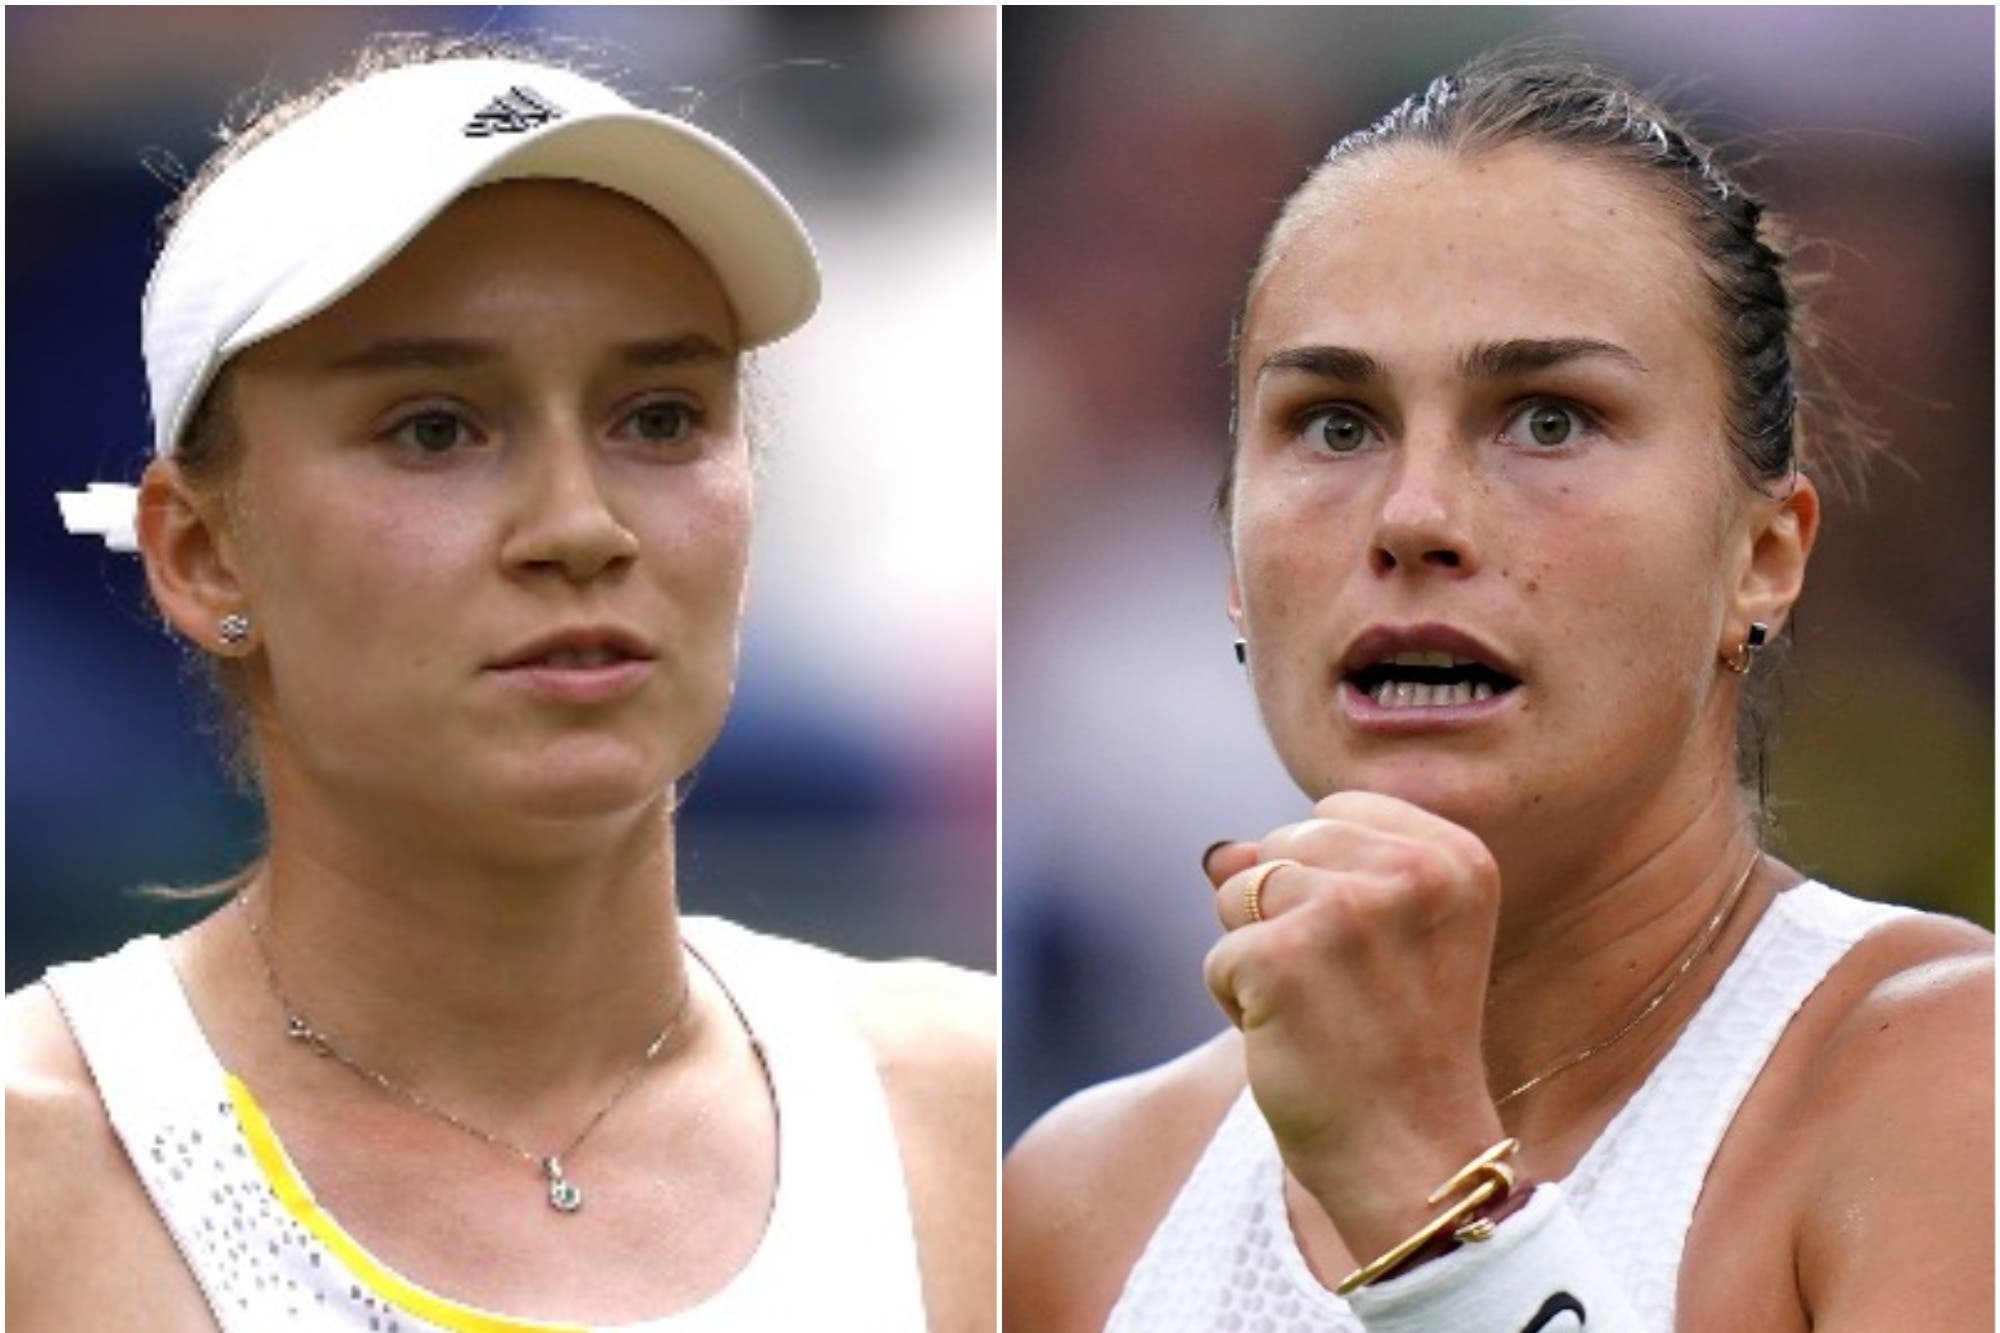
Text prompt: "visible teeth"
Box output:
[[1367, 676, 1497, 710]]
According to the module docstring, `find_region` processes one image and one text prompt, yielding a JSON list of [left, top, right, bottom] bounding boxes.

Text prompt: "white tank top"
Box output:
[[1104, 881, 1913, 1332], [43, 916, 929, 1333]]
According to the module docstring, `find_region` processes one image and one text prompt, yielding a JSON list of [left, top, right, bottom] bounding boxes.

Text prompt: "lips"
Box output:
[[1338, 624, 1522, 713], [486, 627, 658, 706], [519, 644, 630, 669], [490, 626, 657, 672]]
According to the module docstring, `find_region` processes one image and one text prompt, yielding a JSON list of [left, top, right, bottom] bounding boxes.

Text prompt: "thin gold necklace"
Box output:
[[1493, 852, 1761, 1109], [238, 889, 694, 1215]]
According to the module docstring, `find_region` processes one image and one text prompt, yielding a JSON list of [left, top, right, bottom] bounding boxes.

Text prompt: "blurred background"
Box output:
[[8, 7, 997, 985], [1004, 7, 1993, 1143]]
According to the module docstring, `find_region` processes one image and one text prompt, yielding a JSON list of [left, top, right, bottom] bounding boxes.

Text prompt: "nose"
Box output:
[[1369, 435, 1477, 578], [501, 425, 640, 584]]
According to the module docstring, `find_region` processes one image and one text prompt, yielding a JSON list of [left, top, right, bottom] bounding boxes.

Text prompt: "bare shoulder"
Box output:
[[1003, 1031, 1245, 1333], [1793, 908, 1992, 1144], [6, 977, 87, 1083], [7, 976, 239, 1330], [847, 954, 996, 1333], [692, 919, 994, 1087], [693, 921, 995, 1333], [1792, 909, 1993, 1328], [1805, 909, 1992, 1082], [6, 979, 107, 1219], [7, 983, 154, 1322], [7, 983, 110, 1305], [846, 952, 997, 1077]]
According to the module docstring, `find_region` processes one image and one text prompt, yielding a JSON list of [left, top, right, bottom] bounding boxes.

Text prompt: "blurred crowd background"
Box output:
[[8, 7, 997, 986], [1004, 7, 1993, 1143]]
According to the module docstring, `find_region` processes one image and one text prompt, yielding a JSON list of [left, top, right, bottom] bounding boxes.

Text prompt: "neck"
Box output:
[[232, 784, 692, 1137], [1475, 774, 1777, 1142]]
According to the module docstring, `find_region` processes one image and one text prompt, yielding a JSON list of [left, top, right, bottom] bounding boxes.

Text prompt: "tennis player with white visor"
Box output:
[[18, 42, 993, 1333]]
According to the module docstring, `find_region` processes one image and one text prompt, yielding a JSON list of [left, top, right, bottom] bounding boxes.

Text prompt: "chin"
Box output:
[[1297, 749, 1518, 829], [489, 736, 683, 822], [488, 693, 725, 815], [506, 773, 668, 823]]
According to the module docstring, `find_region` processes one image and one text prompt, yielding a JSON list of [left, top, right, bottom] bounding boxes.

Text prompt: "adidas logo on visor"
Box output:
[[463, 85, 565, 137]]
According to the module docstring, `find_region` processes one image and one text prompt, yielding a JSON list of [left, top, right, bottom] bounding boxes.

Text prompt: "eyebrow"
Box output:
[[613, 334, 735, 368], [1260, 344, 1386, 384], [322, 333, 735, 373], [1462, 337, 1649, 378], [1257, 336, 1649, 384]]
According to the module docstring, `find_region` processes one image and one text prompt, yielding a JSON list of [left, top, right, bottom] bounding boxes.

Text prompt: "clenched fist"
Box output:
[[1203, 790, 1513, 1260]]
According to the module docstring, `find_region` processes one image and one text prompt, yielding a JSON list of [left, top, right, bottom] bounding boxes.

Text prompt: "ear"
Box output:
[[136, 458, 251, 653], [1226, 565, 1245, 634], [1725, 473, 1820, 650]]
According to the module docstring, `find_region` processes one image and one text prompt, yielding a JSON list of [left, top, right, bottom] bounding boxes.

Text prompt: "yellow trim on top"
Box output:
[[226, 1075, 591, 1333]]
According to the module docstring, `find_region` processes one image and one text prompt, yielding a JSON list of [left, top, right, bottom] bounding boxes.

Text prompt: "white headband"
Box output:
[[59, 56, 820, 551]]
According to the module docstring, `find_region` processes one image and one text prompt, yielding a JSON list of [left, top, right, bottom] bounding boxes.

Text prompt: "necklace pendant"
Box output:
[[286, 1015, 333, 1058], [543, 1157, 583, 1214]]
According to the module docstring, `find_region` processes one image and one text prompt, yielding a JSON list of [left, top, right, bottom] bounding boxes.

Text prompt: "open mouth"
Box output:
[[1346, 650, 1522, 711]]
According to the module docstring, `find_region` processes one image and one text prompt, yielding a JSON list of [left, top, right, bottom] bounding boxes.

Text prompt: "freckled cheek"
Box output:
[[1233, 501, 1366, 718], [1523, 540, 1713, 695], [1235, 485, 1367, 622], [1480, 473, 1719, 687]]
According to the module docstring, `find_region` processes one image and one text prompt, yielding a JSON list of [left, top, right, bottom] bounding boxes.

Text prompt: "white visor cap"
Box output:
[[144, 57, 820, 460]]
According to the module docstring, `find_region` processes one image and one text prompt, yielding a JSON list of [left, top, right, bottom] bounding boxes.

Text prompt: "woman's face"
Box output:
[[204, 180, 749, 831], [1230, 141, 1803, 846]]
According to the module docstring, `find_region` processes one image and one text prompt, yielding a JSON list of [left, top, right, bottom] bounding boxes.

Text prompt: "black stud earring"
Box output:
[[1724, 621, 1769, 675], [1233, 638, 1247, 665]]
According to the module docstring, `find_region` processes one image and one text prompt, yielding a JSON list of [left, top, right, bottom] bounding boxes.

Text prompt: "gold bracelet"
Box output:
[[1334, 1137, 1521, 1295]]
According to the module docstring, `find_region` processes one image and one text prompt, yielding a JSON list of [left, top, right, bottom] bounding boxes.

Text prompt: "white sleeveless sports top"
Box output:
[[43, 916, 929, 1333], [1105, 881, 1913, 1332]]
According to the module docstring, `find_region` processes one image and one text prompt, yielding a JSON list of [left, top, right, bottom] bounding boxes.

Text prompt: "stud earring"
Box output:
[[1233, 638, 1247, 666], [218, 612, 252, 649], [1723, 621, 1767, 675]]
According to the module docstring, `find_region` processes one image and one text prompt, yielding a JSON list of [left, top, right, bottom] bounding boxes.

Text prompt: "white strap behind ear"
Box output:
[[56, 483, 141, 552]]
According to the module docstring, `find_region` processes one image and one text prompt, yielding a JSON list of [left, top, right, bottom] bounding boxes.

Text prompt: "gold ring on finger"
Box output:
[[1242, 858, 1299, 925]]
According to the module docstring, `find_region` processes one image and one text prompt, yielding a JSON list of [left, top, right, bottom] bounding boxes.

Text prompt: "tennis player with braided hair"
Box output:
[[9, 39, 992, 1333], [1006, 51, 1991, 1333]]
